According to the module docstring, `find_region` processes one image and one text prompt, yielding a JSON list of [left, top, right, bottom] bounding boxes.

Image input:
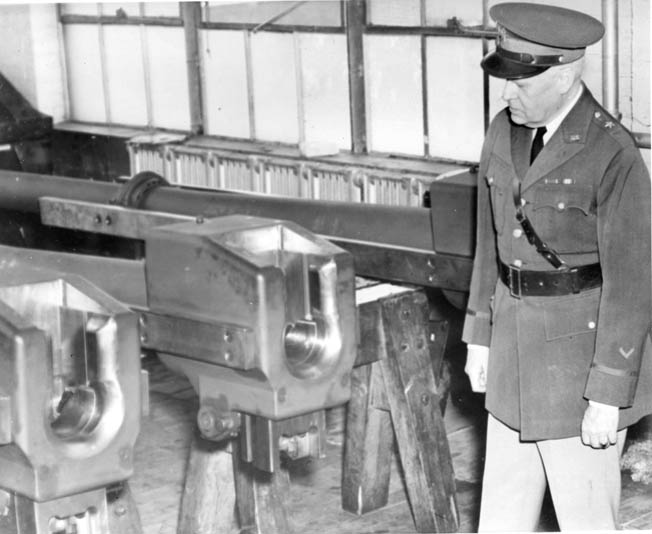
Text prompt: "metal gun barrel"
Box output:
[[0, 169, 433, 250]]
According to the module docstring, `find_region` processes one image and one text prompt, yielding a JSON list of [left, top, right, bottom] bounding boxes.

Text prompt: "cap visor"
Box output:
[[481, 51, 549, 79]]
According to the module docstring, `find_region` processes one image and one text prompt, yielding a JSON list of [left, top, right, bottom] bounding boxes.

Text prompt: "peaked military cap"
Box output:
[[481, 3, 605, 79]]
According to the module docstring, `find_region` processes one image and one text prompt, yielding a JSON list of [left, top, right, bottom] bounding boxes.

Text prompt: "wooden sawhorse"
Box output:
[[178, 287, 458, 533], [343, 286, 458, 532]]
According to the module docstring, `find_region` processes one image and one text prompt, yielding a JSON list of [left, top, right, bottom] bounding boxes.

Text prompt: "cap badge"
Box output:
[[497, 25, 507, 46]]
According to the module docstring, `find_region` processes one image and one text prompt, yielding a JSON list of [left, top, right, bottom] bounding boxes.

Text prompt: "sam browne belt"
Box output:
[[499, 261, 602, 298]]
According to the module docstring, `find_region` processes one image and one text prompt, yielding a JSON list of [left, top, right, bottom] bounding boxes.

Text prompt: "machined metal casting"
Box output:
[[143, 215, 356, 470], [0, 265, 142, 533]]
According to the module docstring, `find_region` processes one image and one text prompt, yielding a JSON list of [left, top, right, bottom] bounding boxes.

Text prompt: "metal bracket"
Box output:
[[112, 171, 169, 209]]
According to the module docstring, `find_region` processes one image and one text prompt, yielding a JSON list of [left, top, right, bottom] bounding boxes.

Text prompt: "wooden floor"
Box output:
[[130, 354, 652, 534]]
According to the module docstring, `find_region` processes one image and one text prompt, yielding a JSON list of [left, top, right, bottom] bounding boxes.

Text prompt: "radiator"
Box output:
[[127, 142, 436, 207]]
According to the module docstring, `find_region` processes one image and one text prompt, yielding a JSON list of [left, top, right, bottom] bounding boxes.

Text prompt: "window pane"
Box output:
[[425, 0, 483, 26], [367, 0, 421, 26], [104, 26, 148, 126], [63, 24, 107, 123], [427, 37, 484, 162], [299, 33, 351, 152], [145, 26, 191, 130], [365, 35, 423, 155], [202, 30, 251, 138], [251, 32, 299, 143], [204, 1, 341, 26], [143, 2, 181, 17], [60, 3, 100, 16]]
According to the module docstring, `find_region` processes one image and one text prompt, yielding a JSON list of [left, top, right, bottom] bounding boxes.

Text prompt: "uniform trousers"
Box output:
[[479, 413, 627, 532]]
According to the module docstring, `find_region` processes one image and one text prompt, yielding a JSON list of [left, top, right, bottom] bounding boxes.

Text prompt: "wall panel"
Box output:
[[63, 24, 106, 123], [104, 25, 148, 126], [298, 33, 350, 153], [145, 26, 190, 130], [365, 35, 423, 156], [427, 37, 484, 162], [202, 30, 250, 139], [251, 32, 299, 144]]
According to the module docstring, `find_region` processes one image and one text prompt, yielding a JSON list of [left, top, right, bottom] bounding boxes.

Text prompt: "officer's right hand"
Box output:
[[465, 344, 489, 393]]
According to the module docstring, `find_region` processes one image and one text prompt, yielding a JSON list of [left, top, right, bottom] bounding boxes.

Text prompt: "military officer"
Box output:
[[462, 2, 652, 531]]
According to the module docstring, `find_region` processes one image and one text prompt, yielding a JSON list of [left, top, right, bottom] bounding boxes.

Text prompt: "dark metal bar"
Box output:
[[345, 0, 367, 154], [60, 14, 184, 27], [419, 0, 429, 156], [244, 31, 256, 139], [420, 35, 429, 156], [182, 2, 204, 135], [364, 24, 492, 38], [602, 0, 619, 119], [199, 21, 343, 34], [482, 0, 491, 132], [0, 170, 434, 251]]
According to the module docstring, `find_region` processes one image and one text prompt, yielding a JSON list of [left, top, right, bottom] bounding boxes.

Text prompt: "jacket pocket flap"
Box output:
[[532, 185, 593, 215], [543, 289, 600, 341]]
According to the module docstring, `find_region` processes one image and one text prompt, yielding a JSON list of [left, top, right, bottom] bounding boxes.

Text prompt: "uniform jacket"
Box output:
[[462, 86, 652, 440]]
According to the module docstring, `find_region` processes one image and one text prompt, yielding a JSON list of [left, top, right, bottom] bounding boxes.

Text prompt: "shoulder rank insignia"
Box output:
[[619, 346, 634, 359]]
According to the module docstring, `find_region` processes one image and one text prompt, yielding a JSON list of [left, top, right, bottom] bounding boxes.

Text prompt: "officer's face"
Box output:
[[502, 68, 566, 128]]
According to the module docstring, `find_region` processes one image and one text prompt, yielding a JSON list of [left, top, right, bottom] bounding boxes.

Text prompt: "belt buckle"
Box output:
[[508, 264, 522, 299]]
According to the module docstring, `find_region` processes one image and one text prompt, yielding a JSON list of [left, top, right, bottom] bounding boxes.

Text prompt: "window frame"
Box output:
[[58, 0, 494, 163]]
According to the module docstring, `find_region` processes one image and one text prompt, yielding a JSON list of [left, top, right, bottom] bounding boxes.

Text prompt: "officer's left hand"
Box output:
[[581, 400, 619, 449]]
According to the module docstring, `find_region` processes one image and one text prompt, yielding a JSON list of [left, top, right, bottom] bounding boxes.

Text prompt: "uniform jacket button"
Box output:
[[513, 228, 523, 238]]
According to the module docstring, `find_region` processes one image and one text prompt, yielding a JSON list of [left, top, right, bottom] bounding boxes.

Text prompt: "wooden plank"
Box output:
[[232, 440, 293, 534], [178, 431, 238, 534], [379, 291, 458, 532], [428, 319, 452, 416], [342, 362, 394, 514]]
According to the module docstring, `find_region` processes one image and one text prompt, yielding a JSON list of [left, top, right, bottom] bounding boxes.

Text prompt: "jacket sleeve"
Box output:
[[461, 118, 501, 347], [584, 144, 652, 406]]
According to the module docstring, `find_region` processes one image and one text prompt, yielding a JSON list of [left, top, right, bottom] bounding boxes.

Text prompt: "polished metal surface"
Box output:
[[0, 264, 142, 533], [147, 215, 357, 422]]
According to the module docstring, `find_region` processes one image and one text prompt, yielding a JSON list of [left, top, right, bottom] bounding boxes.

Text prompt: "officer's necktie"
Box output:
[[530, 126, 547, 164]]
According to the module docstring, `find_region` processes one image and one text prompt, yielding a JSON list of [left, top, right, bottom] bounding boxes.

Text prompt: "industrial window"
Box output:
[[60, 3, 189, 130], [59, 0, 491, 163], [200, 1, 350, 151]]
